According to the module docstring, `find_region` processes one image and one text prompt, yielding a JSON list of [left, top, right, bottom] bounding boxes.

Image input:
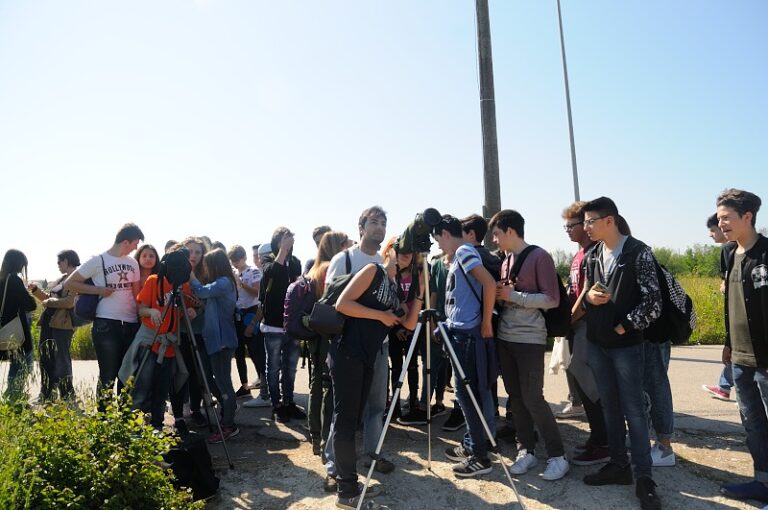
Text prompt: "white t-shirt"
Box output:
[[236, 265, 262, 309], [78, 252, 140, 322], [325, 246, 383, 288]]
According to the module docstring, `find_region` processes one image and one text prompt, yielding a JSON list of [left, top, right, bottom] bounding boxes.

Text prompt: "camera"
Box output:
[[158, 248, 192, 288], [396, 208, 442, 254]]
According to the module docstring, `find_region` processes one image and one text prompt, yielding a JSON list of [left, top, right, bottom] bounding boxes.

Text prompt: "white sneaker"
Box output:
[[509, 449, 538, 475], [650, 442, 675, 467], [243, 395, 273, 408], [541, 455, 569, 480], [556, 403, 585, 419]]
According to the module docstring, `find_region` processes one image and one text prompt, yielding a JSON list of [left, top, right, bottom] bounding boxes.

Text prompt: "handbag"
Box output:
[[0, 278, 25, 351], [73, 255, 107, 323], [308, 302, 345, 337]]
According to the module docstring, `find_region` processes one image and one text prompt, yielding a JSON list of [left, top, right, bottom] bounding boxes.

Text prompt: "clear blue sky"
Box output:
[[1, 1, 765, 279]]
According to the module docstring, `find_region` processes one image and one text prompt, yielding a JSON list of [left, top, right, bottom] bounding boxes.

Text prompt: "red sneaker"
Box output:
[[208, 426, 240, 444], [702, 385, 731, 401]]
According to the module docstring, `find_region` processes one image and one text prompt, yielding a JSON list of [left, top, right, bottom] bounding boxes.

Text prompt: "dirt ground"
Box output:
[[200, 346, 765, 510]]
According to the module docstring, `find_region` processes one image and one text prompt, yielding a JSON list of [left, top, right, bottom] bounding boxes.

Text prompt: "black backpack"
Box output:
[[505, 245, 572, 338], [164, 432, 220, 501], [643, 261, 696, 344], [308, 251, 354, 336]]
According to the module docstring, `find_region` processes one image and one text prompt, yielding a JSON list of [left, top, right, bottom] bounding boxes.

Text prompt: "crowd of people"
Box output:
[[0, 188, 765, 510]]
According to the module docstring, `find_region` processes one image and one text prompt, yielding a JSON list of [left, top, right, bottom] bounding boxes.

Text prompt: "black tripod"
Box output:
[[132, 285, 234, 469], [357, 255, 524, 510]]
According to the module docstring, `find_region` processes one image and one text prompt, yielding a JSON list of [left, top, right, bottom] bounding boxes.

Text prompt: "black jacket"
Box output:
[[260, 254, 302, 329], [584, 237, 662, 349], [723, 234, 768, 367], [0, 274, 36, 354]]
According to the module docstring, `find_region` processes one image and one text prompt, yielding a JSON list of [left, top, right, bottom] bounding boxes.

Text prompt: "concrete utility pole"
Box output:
[[556, 0, 581, 201], [475, 0, 502, 246]]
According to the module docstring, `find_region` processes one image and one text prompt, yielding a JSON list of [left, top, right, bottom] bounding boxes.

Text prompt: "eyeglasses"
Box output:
[[563, 221, 583, 231], [583, 216, 607, 227]]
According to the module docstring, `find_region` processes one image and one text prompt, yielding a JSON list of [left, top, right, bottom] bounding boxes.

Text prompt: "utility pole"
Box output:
[[556, 0, 581, 201], [475, 0, 502, 246]]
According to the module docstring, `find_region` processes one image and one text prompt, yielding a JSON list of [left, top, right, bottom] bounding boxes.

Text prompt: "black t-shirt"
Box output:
[[0, 274, 36, 353], [338, 264, 400, 366]]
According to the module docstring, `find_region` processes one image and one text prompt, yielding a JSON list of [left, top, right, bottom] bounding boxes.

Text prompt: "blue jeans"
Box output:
[[132, 346, 173, 429], [264, 332, 300, 408], [732, 364, 768, 482], [5, 349, 33, 401], [449, 328, 494, 460], [643, 341, 674, 440], [720, 362, 734, 392], [209, 348, 236, 428], [588, 341, 652, 479]]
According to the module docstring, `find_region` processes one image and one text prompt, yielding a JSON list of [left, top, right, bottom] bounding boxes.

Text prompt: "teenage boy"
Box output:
[[304, 225, 332, 274], [65, 223, 144, 409], [434, 214, 497, 478], [581, 197, 662, 510], [716, 189, 768, 504], [324, 206, 396, 490], [490, 209, 569, 481], [561, 201, 609, 467], [701, 213, 735, 401], [228, 245, 262, 399], [260, 227, 305, 422]]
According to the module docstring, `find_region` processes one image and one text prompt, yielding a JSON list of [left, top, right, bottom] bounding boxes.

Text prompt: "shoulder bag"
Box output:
[[0, 277, 25, 351]]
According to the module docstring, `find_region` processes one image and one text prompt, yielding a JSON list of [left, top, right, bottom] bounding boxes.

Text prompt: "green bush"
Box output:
[[679, 276, 725, 345], [0, 393, 203, 510], [71, 325, 96, 360]]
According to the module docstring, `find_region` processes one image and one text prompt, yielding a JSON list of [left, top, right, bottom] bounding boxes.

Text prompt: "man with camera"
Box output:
[[260, 227, 305, 423], [323, 206, 397, 492], [433, 214, 497, 478]]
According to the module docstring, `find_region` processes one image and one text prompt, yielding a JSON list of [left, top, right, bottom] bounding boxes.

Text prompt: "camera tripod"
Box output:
[[357, 255, 524, 510], [132, 284, 235, 469]]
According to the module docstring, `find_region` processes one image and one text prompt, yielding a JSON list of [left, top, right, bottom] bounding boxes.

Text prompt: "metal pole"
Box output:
[[475, 0, 502, 245], [556, 0, 581, 201]]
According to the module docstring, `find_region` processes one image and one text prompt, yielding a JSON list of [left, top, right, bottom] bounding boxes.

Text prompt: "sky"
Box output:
[[0, 1, 766, 280]]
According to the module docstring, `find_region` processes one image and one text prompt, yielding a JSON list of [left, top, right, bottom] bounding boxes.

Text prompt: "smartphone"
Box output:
[[593, 282, 610, 293]]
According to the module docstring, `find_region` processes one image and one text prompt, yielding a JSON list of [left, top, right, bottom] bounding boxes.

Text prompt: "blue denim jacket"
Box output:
[[191, 277, 237, 355]]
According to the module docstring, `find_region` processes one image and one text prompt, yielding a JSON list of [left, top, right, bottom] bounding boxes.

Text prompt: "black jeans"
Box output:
[[571, 367, 608, 447], [91, 318, 140, 410], [389, 328, 424, 410], [235, 313, 262, 386], [307, 336, 333, 444], [497, 341, 564, 457], [330, 344, 374, 499], [38, 323, 75, 401]]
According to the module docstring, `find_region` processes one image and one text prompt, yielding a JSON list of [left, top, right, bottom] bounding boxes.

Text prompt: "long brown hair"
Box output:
[[0, 249, 28, 283], [203, 248, 238, 300], [182, 236, 209, 282], [308, 231, 349, 297]]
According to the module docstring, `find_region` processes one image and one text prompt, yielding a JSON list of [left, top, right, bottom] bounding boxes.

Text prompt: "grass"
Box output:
[[679, 276, 726, 345]]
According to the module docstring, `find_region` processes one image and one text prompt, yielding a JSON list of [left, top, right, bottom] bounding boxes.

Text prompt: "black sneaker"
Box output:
[[430, 403, 447, 417], [272, 406, 291, 423], [323, 475, 337, 493], [311, 436, 322, 456], [235, 386, 251, 399], [496, 424, 517, 442], [636, 476, 662, 510], [362, 455, 395, 474], [583, 462, 633, 486], [453, 456, 492, 478], [286, 402, 307, 420], [442, 407, 466, 432], [189, 410, 209, 428], [397, 408, 428, 426], [445, 445, 471, 462]]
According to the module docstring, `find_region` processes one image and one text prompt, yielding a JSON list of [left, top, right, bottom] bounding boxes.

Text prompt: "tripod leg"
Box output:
[[179, 299, 235, 469], [357, 321, 425, 510], [437, 322, 527, 510]]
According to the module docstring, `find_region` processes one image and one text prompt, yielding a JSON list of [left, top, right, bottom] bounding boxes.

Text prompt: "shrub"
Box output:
[[0, 392, 203, 510]]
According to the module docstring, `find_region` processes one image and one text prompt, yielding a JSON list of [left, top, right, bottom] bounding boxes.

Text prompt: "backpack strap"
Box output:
[[508, 245, 538, 283], [344, 250, 352, 274]]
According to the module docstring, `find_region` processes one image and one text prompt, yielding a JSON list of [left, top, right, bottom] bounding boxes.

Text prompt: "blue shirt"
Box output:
[[445, 244, 483, 330], [190, 276, 238, 355]]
